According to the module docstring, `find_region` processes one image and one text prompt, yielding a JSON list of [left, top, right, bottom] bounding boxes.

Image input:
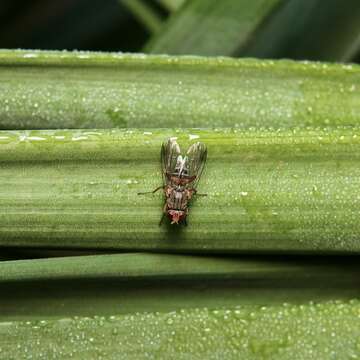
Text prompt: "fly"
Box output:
[[138, 138, 207, 225]]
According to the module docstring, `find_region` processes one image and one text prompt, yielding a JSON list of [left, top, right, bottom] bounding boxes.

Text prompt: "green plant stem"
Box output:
[[156, 0, 185, 12], [0, 128, 359, 253], [0, 50, 359, 129], [0, 253, 359, 321], [0, 299, 359, 359], [121, 0, 163, 34]]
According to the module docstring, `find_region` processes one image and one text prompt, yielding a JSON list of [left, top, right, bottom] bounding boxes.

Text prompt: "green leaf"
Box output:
[[0, 128, 359, 253], [1, 253, 359, 356], [244, 0, 360, 62], [145, 0, 360, 62], [145, 0, 284, 56], [0, 49, 359, 129]]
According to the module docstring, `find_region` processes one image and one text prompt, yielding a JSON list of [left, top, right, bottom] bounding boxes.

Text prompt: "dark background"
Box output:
[[0, 0, 153, 52], [0, 0, 359, 63]]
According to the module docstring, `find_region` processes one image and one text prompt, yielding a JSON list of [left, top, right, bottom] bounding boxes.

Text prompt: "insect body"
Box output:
[[138, 138, 207, 225]]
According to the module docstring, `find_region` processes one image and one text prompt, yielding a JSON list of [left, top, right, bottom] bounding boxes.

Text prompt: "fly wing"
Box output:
[[186, 141, 207, 188], [161, 138, 181, 183]]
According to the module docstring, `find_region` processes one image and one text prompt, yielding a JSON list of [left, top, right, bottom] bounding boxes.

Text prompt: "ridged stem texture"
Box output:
[[0, 128, 358, 252]]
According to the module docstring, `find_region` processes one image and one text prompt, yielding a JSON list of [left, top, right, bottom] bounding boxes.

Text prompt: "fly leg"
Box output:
[[159, 213, 165, 226], [192, 189, 207, 197], [159, 203, 167, 226], [138, 185, 164, 195]]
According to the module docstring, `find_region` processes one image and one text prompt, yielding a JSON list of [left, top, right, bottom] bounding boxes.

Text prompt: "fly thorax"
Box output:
[[175, 190, 183, 200]]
